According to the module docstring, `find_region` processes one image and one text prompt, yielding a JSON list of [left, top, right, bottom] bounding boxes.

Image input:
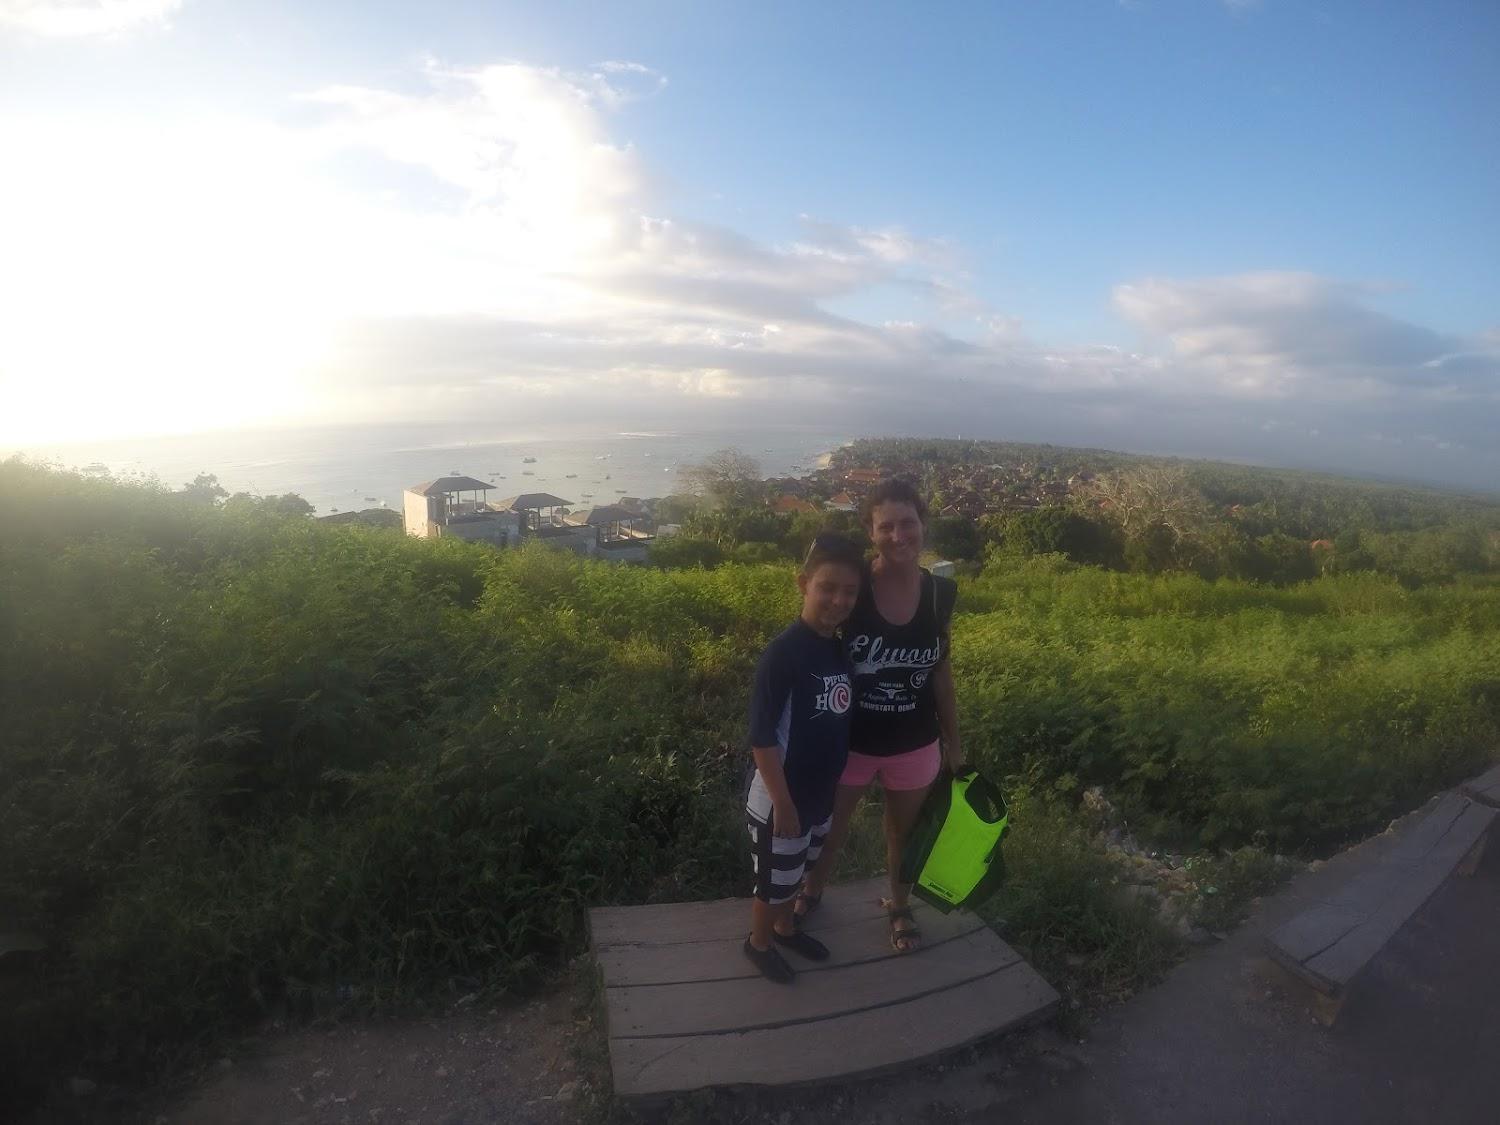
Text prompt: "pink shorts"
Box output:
[[839, 741, 941, 792]]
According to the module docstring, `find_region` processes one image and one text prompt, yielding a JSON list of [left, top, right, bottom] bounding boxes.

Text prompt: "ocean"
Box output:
[[11, 422, 854, 516]]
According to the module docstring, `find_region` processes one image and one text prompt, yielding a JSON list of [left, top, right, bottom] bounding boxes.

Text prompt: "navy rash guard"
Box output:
[[745, 619, 854, 826]]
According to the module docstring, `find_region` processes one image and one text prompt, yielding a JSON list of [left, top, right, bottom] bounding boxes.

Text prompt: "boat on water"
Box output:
[[565, 473, 577, 478], [363, 496, 378, 502], [604, 473, 611, 480], [82, 462, 108, 473], [522, 456, 537, 463], [521, 470, 535, 476], [450, 469, 461, 475], [615, 489, 627, 494]]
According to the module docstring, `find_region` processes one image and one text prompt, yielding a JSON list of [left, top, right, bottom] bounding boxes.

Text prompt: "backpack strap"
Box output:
[[932, 573, 957, 633]]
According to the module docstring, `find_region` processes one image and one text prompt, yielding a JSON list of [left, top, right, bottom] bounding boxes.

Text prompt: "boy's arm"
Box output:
[[751, 745, 801, 839]]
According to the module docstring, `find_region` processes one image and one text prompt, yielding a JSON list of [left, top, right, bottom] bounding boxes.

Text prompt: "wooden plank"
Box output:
[[1265, 905, 1364, 970], [606, 929, 1017, 1039], [590, 875, 897, 948], [1457, 833, 1488, 877], [1304, 802, 1496, 988], [1461, 763, 1500, 808], [596, 908, 984, 987], [1415, 800, 1495, 869], [1383, 792, 1473, 865], [1265, 797, 1497, 996], [1319, 865, 1408, 913], [610, 958, 1059, 1098]]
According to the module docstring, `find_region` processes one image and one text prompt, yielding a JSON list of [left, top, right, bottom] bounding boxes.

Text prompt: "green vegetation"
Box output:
[[834, 437, 1500, 586], [2, 458, 1497, 1108], [957, 555, 1500, 848], [656, 439, 1500, 588]]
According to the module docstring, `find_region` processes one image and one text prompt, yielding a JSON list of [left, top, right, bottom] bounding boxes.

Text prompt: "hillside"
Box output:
[[2, 457, 1498, 1113]]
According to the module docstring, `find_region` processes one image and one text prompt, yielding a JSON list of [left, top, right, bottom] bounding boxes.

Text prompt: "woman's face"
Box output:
[[868, 501, 924, 566]]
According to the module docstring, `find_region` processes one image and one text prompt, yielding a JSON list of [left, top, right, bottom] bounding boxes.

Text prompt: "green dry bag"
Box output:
[[899, 768, 1009, 914]]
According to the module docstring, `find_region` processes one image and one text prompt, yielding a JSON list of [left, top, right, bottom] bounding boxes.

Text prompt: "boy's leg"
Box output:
[[750, 896, 785, 951], [746, 812, 808, 947], [798, 782, 865, 914], [745, 813, 808, 982]]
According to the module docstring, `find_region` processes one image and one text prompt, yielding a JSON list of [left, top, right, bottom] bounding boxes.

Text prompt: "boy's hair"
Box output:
[[800, 531, 866, 577], [860, 478, 929, 528]]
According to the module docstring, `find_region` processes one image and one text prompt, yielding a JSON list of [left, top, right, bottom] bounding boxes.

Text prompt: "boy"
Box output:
[[743, 533, 865, 983]]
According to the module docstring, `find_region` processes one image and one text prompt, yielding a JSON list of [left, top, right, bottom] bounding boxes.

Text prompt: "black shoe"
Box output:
[[773, 928, 831, 961], [743, 937, 796, 983]]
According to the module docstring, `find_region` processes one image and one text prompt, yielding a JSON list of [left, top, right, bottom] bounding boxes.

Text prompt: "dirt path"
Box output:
[[60, 798, 1499, 1124], [133, 968, 1078, 1125], [145, 988, 596, 1125]]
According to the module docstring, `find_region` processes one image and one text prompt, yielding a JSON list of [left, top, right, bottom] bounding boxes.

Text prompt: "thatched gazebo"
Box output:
[[499, 492, 575, 535]]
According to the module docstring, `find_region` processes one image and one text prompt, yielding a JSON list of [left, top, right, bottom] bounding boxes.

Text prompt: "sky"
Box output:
[[1, 0, 1497, 488]]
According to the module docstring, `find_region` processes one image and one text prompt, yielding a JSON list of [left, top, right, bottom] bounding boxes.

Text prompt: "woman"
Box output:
[[796, 478, 961, 952]]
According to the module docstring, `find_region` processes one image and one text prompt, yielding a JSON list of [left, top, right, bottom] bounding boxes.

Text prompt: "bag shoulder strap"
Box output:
[[931, 573, 957, 632]]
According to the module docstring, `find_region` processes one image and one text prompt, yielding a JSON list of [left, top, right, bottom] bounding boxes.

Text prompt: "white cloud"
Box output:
[[1110, 272, 1487, 399], [0, 0, 181, 37], [1, 56, 1495, 488]]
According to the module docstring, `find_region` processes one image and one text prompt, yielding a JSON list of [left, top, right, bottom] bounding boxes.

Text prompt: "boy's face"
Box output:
[[799, 561, 860, 633]]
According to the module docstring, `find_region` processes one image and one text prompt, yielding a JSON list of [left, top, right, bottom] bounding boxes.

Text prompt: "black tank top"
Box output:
[[844, 565, 955, 757]]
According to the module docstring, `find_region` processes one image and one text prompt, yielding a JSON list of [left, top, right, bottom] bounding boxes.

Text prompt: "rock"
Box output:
[[69, 1077, 97, 1097], [1186, 927, 1216, 945], [215, 1057, 234, 1074], [556, 1080, 581, 1101], [312, 1068, 332, 1080], [1064, 953, 1087, 968], [434, 1066, 449, 1078]]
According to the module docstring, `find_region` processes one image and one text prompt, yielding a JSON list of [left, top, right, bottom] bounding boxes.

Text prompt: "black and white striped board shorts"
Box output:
[[746, 809, 833, 905]]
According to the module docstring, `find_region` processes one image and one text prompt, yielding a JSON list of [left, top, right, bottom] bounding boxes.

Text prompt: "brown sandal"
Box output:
[[886, 904, 921, 953]]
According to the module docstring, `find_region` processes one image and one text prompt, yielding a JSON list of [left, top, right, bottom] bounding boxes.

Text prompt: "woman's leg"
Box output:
[[882, 783, 931, 900], [876, 750, 936, 954], [797, 782, 865, 915]]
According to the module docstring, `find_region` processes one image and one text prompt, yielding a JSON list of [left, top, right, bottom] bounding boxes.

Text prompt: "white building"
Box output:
[[402, 480, 656, 562], [403, 476, 519, 546]]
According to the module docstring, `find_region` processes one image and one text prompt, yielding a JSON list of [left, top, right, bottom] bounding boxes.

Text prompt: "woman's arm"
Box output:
[[933, 659, 962, 772]]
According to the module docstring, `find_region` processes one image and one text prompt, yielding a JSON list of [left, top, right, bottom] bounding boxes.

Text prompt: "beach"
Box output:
[[11, 423, 853, 516]]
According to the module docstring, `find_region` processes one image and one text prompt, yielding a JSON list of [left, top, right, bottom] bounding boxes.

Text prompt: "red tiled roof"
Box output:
[[772, 495, 819, 514]]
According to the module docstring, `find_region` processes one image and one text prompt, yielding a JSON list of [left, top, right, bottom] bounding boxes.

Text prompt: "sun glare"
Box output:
[[0, 118, 350, 445]]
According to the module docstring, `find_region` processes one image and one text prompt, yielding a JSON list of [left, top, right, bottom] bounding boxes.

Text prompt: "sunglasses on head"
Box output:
[[804, 533, 863, 566]]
